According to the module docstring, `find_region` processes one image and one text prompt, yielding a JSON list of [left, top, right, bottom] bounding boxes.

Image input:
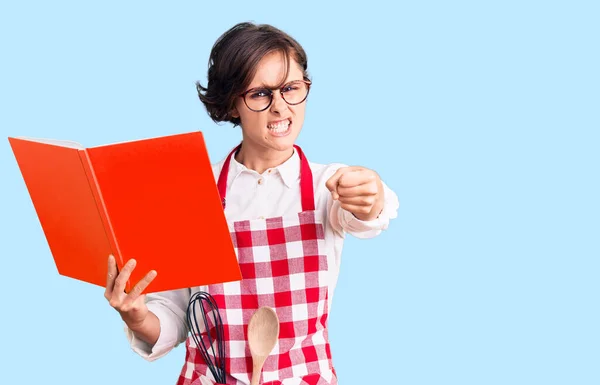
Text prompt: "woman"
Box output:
[[104, 22, 399, 385]]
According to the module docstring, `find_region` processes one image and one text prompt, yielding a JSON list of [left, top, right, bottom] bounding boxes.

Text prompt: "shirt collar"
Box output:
[[229, 147, 300, 188], [274, 147, 300, 188]]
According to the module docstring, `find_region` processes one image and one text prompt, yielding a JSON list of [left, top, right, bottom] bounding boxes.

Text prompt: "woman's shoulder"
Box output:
[[210, 159, 225, 178], [210, 156, 226, 180], [207, 146, 349, 183]]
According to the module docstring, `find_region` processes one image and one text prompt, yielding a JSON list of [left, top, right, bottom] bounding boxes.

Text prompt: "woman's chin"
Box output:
[[265, 129, 298, 148]]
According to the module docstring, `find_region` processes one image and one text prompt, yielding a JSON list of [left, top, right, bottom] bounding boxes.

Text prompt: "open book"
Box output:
[[8, 131, 242, 294]]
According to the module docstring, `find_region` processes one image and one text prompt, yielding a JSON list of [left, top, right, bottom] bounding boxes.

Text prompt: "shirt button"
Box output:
[[268, 169, 272, 174], [258, 179, 263, 185], [258, 216, 265, 219]]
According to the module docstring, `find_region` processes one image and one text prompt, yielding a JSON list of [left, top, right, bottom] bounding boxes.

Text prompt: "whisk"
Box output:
[[186, 291, 226, 383]]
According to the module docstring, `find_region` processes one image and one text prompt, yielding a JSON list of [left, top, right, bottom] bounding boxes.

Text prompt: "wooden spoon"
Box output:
[[248, 307, 280, 385]]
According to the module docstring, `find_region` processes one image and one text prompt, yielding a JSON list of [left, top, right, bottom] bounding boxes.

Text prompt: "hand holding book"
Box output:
[[105, 255, 161, 345]]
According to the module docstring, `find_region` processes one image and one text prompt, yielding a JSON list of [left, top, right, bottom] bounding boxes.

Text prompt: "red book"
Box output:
[[8, 131, 242, 294]]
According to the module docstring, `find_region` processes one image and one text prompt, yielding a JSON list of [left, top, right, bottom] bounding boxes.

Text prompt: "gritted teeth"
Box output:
[[267, 119, 291, 130]]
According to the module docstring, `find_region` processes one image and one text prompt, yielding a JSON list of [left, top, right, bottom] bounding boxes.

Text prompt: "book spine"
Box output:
[[78, 149, 129, 292]]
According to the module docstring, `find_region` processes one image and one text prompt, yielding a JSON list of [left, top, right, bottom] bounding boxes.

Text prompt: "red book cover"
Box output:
[[8, 131, 242, 293]]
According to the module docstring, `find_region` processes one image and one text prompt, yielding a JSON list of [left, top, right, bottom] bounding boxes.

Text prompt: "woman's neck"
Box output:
[[235, 142, 294, 174]]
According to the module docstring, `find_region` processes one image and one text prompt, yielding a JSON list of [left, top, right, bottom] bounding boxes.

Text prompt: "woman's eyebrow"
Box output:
[[248, 79, 302, 90], [244, 83, 272, 92], [253, 82, 280, 89]]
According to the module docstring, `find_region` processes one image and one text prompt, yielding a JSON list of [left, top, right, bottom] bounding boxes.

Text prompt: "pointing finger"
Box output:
[[338, 169, 373, 188], [325, 168, 345, 199], [337, 182, 379, 198]]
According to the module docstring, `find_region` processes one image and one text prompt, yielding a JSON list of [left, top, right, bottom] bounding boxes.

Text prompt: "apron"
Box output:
[[176, 144, 337, 385]]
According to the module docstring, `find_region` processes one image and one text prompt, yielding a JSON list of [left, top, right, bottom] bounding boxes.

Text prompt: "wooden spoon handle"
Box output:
[[250, 370, 260, 385], [250, 356, 267, 385]]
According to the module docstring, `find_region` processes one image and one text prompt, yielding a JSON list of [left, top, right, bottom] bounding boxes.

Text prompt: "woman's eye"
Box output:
[[282, 85, 298, 92], [250, 90, 270, 99]]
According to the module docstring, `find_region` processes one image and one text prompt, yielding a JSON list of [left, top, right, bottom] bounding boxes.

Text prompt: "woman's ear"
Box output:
[[230, 106, 240, 119]]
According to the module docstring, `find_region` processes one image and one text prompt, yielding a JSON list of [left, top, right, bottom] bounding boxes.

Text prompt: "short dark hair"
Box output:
[[196, 22, 310, 126]]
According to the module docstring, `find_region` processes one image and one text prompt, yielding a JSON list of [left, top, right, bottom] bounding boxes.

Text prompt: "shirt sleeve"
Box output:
[[124, 288, 191, 361], [328, 172, 399, 239]]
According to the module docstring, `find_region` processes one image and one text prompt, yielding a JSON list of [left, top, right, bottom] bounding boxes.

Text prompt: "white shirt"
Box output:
[[125, 146, 399, 360]]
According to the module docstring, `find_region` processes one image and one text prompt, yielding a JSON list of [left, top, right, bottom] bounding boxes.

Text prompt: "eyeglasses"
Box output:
[[239, 79, 312, 112]]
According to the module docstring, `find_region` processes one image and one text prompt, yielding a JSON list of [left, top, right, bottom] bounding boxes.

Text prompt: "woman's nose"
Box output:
[[270, 92, 289, 114]]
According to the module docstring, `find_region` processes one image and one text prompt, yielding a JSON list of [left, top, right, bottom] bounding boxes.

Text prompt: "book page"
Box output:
[[8, 136, 114, 289], [89, 131, 195, 149], [14, 137, 84, 149]]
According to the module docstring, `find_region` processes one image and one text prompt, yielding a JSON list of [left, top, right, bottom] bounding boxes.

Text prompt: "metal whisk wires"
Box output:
[[186, 291, 226, 383]]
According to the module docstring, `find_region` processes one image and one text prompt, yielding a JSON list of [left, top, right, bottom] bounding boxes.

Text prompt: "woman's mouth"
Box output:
[[267, 119, 291, 136]]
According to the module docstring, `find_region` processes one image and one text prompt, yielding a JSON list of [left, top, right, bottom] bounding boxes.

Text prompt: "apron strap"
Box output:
[[294, 145, 315, 212], [216, 143, 315, 211]]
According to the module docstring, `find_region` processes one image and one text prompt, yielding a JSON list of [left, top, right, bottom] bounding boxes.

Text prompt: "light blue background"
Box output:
[[1, 1, 598, 384]]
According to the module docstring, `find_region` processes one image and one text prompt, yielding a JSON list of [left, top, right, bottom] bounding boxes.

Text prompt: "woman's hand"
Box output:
[[104, 255, 157, 330], [326, 166, 385, 221]]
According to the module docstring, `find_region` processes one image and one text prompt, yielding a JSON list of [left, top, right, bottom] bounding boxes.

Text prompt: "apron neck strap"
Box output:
[[217, 143, 315, 212]]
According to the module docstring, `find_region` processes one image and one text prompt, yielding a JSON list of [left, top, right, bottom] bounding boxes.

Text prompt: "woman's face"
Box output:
[[232, 52, 307, 155]]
